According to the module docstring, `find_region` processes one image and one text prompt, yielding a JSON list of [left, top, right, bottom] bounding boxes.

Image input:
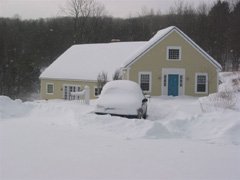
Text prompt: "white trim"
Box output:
[[40, 77, 97, 83], [46, 83, 54, 95], [167, 46, 182, 61], [138, 71, 152, 93], [195, 73, 208, 94], [162, 68, 185, 96]]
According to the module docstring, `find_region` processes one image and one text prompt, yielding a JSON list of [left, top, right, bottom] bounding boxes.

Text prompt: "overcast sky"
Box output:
[[0, 0, 217, 19]]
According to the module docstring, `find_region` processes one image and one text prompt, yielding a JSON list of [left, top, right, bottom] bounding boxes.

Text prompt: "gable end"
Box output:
[[123, 26, 222, 71]]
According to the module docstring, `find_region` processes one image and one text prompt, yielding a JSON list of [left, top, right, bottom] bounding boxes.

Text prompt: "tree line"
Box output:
[[0, 0, 239, 99]]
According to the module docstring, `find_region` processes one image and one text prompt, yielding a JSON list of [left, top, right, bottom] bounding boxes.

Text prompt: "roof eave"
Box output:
[[39, 77, 98, 83]]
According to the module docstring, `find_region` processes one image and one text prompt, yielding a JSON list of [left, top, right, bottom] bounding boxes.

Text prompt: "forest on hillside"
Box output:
[[0, 0, 240, 99]]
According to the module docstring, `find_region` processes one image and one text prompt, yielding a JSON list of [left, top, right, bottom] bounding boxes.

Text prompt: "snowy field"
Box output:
[[1, 73, 240, 180]]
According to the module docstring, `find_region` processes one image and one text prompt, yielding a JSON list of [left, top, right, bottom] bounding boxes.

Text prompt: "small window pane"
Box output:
[[197, 76, 206, 84], [197, 84, 206, 92], [168, 49, 180, 60], [164, 75, 167, 87], [180, 75, 183, 87]]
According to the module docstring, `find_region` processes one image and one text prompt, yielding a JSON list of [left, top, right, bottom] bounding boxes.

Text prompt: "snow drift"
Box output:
[[1, 95, 239, 145], [0, 96, 33, 119]]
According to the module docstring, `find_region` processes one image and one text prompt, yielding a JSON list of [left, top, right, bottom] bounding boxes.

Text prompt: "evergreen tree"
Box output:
[[229, 0, 240, 70], [208, 0, 230, 70]]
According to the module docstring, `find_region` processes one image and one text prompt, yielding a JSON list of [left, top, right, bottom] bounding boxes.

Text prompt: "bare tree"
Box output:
[[138, 6, 155, 17], [97, 71, 108, 95], [112, 69, 122, 80], [62, 0, 106, 43], [169, 0, 185, 15]]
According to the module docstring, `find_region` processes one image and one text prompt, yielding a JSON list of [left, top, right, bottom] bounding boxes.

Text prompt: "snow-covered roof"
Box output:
[[40, 26, 222, 82], [122, 26, 222, 70], [122, 26, 175, 68], [40, 42, 146, 81]]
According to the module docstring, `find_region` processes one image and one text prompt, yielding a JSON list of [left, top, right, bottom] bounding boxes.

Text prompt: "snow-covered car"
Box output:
[[94, 80, 148, 119]]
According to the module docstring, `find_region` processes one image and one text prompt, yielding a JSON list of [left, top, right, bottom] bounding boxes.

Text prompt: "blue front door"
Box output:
[[168, 74, 179, 96]]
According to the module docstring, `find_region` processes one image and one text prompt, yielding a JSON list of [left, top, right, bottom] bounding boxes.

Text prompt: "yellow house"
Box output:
[[40, 26, 222, 99]]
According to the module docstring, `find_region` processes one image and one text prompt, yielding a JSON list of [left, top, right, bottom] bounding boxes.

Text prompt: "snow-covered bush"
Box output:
[[232, 74, 240, 92], [199, 91, 236, 112], [219, 71, 240, 92], [97, 71, 108, 95], [199, 72, 240, 112]]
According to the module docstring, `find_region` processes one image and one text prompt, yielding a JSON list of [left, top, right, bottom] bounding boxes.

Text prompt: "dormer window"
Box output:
[[167, 46, 181, 60]]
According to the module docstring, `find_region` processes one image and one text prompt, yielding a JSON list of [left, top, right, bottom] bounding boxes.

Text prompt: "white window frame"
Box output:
[[46, 83, 54, 95], [63, 84, 81, 100], [167, 46, 182, 61], [138, 72, 152, 93], [195, 73, 208, 94]]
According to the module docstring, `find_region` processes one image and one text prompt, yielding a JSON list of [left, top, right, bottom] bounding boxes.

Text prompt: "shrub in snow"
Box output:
[[219, 71, 240, 92], [200, 72, 240, 112], [232, 75, 240, 92], [199, 90, 237, 112], [97, 71, 108, 95], [112, 69, 122, 80]]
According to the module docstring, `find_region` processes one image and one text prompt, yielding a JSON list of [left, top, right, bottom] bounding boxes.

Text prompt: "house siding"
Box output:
[[40, 79, 98, 100], [126, 31, 218, 96]]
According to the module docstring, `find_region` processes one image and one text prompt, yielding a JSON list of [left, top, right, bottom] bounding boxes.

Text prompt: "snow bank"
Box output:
[[0, 96, 33, 119], [77, 99, 240, 144], [27, 99, 93, 127], [1, 94, 239, 145], [161, 110, 240, 145]]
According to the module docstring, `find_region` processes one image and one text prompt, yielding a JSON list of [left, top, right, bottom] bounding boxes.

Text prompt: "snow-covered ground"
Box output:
[[1, 73, 240, 180]]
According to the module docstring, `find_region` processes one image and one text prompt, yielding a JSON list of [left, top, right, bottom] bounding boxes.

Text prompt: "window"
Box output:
[[94, 87, 102, 97], [139, 72, 151, 92], [63, 85, 81, 100], [167, 46, 181, 60], [46, 83, 54, 94], [180, 75, 183, 87], [195, 73, 208, 93], [164, 75, 167, 87]]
